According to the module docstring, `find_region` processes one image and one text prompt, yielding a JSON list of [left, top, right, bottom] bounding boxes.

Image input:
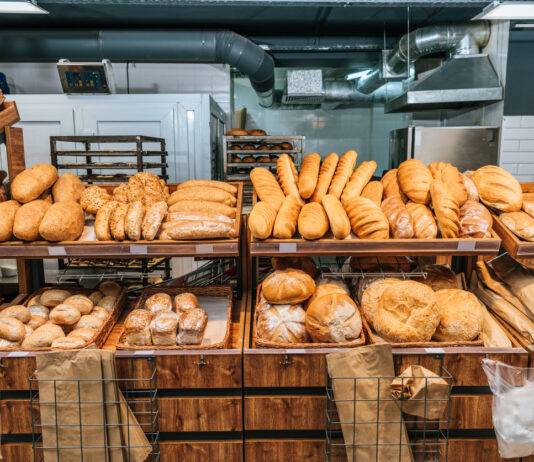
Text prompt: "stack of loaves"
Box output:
[[0, 281, 120, 349], [248, 151, 502, 240], [123, 292, 208, 346]]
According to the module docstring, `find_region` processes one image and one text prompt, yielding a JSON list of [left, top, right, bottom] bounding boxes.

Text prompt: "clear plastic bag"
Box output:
[[482, 358, 534, 458]]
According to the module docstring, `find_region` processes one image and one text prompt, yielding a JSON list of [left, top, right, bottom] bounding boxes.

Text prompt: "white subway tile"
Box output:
[[503, 116, 522, 128], [502, 140, 520, 151], [517, 164, 534, 174], [503, 128, 534, 140], [520, 140, 534, 152], [500, 163, 518, 174], [499, 152, 534, 163], [515, 174, 534, 182], [521, 116, 534, 128]]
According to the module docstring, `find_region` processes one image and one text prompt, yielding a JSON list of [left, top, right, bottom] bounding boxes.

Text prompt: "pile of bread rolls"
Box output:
[[0, 281, 120, 349], [123, 291, 208, 346], [248, 151, 506, 241]]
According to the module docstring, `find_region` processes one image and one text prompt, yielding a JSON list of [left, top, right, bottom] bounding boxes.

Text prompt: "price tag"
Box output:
[[457, 240, 476, 252], [279, 243, 297, 253], [285, 348, 306, 354], [8, 351, 29, 357], [48, 246, 66, 256], [196, 244, 214, 254], [425, 347, 445, 354], [130, 245, 148, 255], [134, 350, 154, 355]]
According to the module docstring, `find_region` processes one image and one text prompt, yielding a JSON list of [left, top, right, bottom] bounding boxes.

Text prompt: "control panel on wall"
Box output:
[[57, 59, 116, 94]]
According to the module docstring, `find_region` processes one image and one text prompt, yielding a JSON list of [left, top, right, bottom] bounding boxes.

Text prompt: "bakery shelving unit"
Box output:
[[243, 215, 530, 462]]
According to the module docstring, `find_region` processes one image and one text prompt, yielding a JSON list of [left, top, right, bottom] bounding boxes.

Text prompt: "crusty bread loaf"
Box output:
[[310, 152, 339, 203], [39, 201, 85, 241], [176, 308, 208, 345], [273, 195, 301, 239], [298, 153, 321, 199], [432, 289, 484, 341], [177, 179, 237, 196], [145, 293, 173, 316], [51, 336, 86, 349], [321, 194, 351, 240], [262, 269, 315, 304], [381, 195, 414, 239], [68, 328, 97, 343], [459, 200, 493, 238], [431, 180, 460, 238], [28, 304, 49, 320], [226, 128, 248, 135], [0, 316, 26, 342], [63, 295, 94, 315], [52, 173, 85, 203], [522, 193, 534, 218], [0, 200, 20, 242], [250, 168, 285, 211], [173, 293, 199, 315], [142, 201, 167, 241], [124, 201, 145, 241], [462, 173, 479, 202], [124, 309, 153, 346], [80, 186, 111, 215], [12, 200, 51, 241], [257, 304, 309, 344], [340, 160, 377, 206], [0, 305, 31, 323], [429, 162, 468, 206], [159, 220, 237, 240], [168, 200, 236, 218], [360, 278, 402, 329], [305, 283, 348, 309], [41, 289, 71, 308], [305, 293, 362, 343], [361, 181, 383, 207], [95, 200, 116, 241], [74, 314, 104, 330], [150, 311, 179, 346], [500, 211, 534, 241], [277, 154, 304, 204], [50, 304, 82, 326], [420, 264, 458, 292], [28, 315, 47, 330], [381, 169, 407, 202], [168, 187, 236, 207], [22, 323, 65, 348], [298, 202, 329, 240], [398, 159, 433, 204], [249, 201, 278, 239], [345, 197, 389, 239], [271, 256, 317, 279], [472, 165, 523, 212], [374, 280, 440, 342], [405, 202, 438, 239], [328, 150, 358, 199], [109, 202, 128, 241], [11, 163, 58, 204]]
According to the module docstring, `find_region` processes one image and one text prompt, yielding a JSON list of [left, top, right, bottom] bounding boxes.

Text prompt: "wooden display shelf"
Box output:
[[0, 101, 20, 134]]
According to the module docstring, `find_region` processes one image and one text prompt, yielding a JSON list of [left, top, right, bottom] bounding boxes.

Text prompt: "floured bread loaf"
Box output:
[[360, 278, 402, 328], [420, 264, 458, 292], [257, 304, 309, 344]]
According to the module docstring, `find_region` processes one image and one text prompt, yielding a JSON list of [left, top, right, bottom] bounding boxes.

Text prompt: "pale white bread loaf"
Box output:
[[49, 304, 82, 326], [22, 323, 65, 348], [74, 314, 104, 330], [150, 311, 179, 346], [124, 309, 153, 346], [0, 317, 26, 342], [176, 308, 208, 345], [177, 179, 237, 196], [500, 211, 534, 241], [63, 295, 94, 315], [257, 304, 309, 343]]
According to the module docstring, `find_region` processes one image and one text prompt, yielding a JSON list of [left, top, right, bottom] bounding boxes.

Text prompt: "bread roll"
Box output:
[[248, 128, 267, 136], [340, 160, 377, 205], [29, 304, 49, 320], [176, 308, 208, 345], [168, 200, 235, 219], [52, 173, 85, 203], [248, 201, 276, 239], [91, 307, 109, 321], [305, 283, 348, 309], [459, 200, 493, 238], [328, 150, 358, 199], [298, 202, 329, 240], [63, 295, 93, 315], [177, 179, 237, 196], [13, 200, 51, 241], [0, 305, 31, 323], [262, 269, 315, 304], [257, 304, 309, 344], [40, 289, 71, 308], [98, 281, 121, 298], [117, 199, 142, 241], [226, 128, 248, 135], [88, 291, 103, 306], [429, 162, 468, 206], [22, 323, 65, 348], [271, 195, 301, 239], [39, 201, 85, 241], [168, 187, 236, 207], [381, 195, 414, 239], [310, 152, 339, 203], [381, 169, 407, 202], [500, 211, 534, 241], [28, 315, 47, 330], [472, 165, 522, 212], [95, 200, 116, 241], [250, 168, 285, 211], [298, 153, 321, 199], [112, 183, 129, 203], [150, 311, 179, 346], [361, 181, 383, 207], [462, 173, 479, 202], [420, 265, 458, 292], [306, 293, 362, 343], [432, 289, 484, 341], [0, 200, 21, 242], [109, 201, 128, 241], [97, 296, 116, 312], [174, 293, 200, 315], [142, 201, 167, 240], [271, 256, 317, 279], [431, 180, 460, 238], [124, 309, 153, 346], [360, 278, 402, 328], [0, 316, 26, 341], [50, 304, 82, 326], [398, 159, 433, 204], [68, 328, 97, 343], [405, 202, 438, 239], [522, 193, 534, 218], [11, 163, 58, 204], [75, 314, 104, 330], [321, 194, 351, 240], [277, 154, 303, 204], [345, 197, 389, 239], [80, 186, 111, 215], [51, 336, 86, 349], [374, 280, 440, 342]]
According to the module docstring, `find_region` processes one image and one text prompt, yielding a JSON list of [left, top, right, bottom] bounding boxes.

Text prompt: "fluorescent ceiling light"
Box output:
[[0, 0, 48, 14], [473, 1, 534, 20], [345, 70, 371, 81]]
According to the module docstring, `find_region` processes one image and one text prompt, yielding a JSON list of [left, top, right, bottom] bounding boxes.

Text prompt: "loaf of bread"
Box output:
[[142, 201, 167, 240], [124, 309, 153, 346], [472, 165, 523, 212], [257, 304, 309, 344], [11, 163, 58, 204], [150, 311, 179, 346], [168, 187, 236, 207], [22, 323, 65, 348], [0, 200, 21, 242], [177, 179, 237, 196], [98, 281, 120, 298], [500, 211, 534, 241], [522, 193, 534, 218], [176, 308, 208, 345], [271, 256, 317, 279], [39, 201, 85, 241], [345, 197, 389, 239], [226, 128, 248, 135], [108, 202, 128, 241], [374, 280, 440, 342], [95, 200, 116, 241], [51, 336, 87, 349], [381, 195, 414, 239], [160, 219, 237, 240], [28, 315, 47, 330], [305, 282, 348, 309], [340, 160, 377, 205], [361, 181, 383, 207], [145, 293, 173, 316], [41, 289, 71, 307], [52, 173, 85, 203], [321, 194, 351, 240], [28, 304, 49, 320], [168, 200, 236, 218], [277, 154, 303, 204], [381, 169, 407, 202], [420, 264, 458, 292], [74, 315, 104, 333], [68, 328, 97, 343], [123, 201, 145, 241], [0, 305, 31, 323], [249, 201, 278, 239], [459, 200, 493, 238], [328, 150, 358, 199], [398, 159, 432, 204], [63, 295, 93, 315], [429, 162, 468, 206], [0, 316, 26, 341], [432, 289, 484, 341], [405, 202, 438, 239], [250, 168, 285, 211], [50, 304, 82, 326], [248, 128, 267, 136], [462, 173, 479, 202], [306, 293, 362, 343], [360, 278, 402, 328], [91, 307, 108, 321], [80, 186, 111, 215], [273, 195, 301, 239], [262, 269, 315, 304], [298, 202, 329, 240], [431, 180, 460, 238], [310, 152, 339, 203], [13, 200, 51, 241], [174, 293, 200, 315], [298, 153, 321, 199]]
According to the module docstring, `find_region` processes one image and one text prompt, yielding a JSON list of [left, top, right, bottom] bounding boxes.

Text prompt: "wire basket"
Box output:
[[326, 365, 452, 462], [29, 357, 159, 462]]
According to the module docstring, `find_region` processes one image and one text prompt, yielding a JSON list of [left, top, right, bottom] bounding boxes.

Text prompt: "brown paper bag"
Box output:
[[390, 365, 449, 420], [326, 344, 413, 462], [118, 390, 152, 462]]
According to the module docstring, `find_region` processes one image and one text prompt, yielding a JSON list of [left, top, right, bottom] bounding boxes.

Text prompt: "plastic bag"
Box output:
[[482, 358, 534, 458]]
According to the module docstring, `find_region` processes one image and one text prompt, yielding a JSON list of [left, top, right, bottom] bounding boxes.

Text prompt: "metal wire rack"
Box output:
[[326, 364, 453, 462], [29, 357, 159, 462]]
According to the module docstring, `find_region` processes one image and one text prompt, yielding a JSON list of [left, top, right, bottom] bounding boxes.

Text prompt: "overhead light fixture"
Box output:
[[473, 1, 534, 20], [0, 0, 48, 14], [345, 70, 371, 81]]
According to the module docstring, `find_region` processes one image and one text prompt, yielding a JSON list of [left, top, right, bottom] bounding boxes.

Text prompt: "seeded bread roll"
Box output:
[[0, 200, 21, 242], [398, 159, 433, 204], [298, 202, 329, 240], [431, 180, 460, 238], [405, 202, 438, 239], [273, 195, 301, 239], [310, 152, 339, 203], [95, 200, 117, 241], [298, 153, 321, 199], [322, 194, 351, 240], [257, 304, 309, 344], [262, 269, 315, 304], [22, 323, 65, 348], [142, 201, 167, 241], [80, 186, 111, 215], [250, 168, 285, 211], [381, 195, 414, 239], [176, 308, 208, 345], [472, 165, 523, 212], [109, 202, 128, 241], [169, 200, 236, 218], [177, 180, 237, 196], [249, 201, 278, 239], [52, 173, 85, 203], [459, 200, 493, 238], [328, 150, 358, 199], [13, 200, 51, 241], [381, 169, 407, 202], [39, 201, 85, 242], [11, 163, 58, 204], [361, 181, 383, 207], [345, 197, 389, 239], [277, 154, 304, 204]]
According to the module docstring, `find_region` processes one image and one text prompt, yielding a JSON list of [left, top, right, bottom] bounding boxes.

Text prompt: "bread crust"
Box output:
[[340, 160, 376, 206], [459, 200, 492, 238], [273, 195, 301, 239], [257, 304, 308, 344], [125, 201, 145, 241], [50, 304, 82, 326], [500, 211, 534, 241], [110, 201, 129, 241], [431, 180, 460, 238], [11, 163, 58, 204], [310, 153, 339, 203], [80, 186, 111, 215], [168, 200, 235, 218], [0, 200, 21, 242], [398, 159, 433, 204], [361, 181, 383, 207], [52, 173, 85, 203], [345, 197, 389, 239], [298, 153, 321, 199], [250, 168, 285, 211], [472, 165, 523, 212], [142, 201, 167, 240], [360, 278, 402, 329], [381, 169, 407, 202], [177, 180, 237, 196], [462, 173, 479, 202], [22, 323, 65, 348], [405, 202, 438, 239], [145, 293, 173, 316], [381, 195, 414, 239], [262, 269, 315, 304], [13, 200, 51, 241], [429, 162, 468, 206], [328, 150, 358, 199], [95, 200, 117, 241], [249, 201, 278, 239], [168, 187, 236, 207], [298, 202, 329, 240], [39, 201, 85, 242], [276, 154, 303, 204], [321, 194, 351, 240]]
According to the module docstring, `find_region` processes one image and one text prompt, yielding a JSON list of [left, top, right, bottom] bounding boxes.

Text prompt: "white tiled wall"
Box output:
[[500, 116, 534, 181]]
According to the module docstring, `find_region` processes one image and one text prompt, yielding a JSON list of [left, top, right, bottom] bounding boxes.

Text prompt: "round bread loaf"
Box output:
[[256, 304, 309, 344], [145, 293, 173, 315], [11, 163, 58, 204], [68, 328, 97, 343], [0, 317, 26, 341], [75, 314, 104, 330], [50, 304, 82, 326], [97, 296, 116, 312], [173, 293, 200, 314], [28, 315, 47, 330], [0, 305, 31, 323], [63, 295, 94, 315], [80, 186, 111, 215], [22, 323, 65, 348], [52, 173, 85, 203], [472, 165, 522, 212], [398, 159, 432, 204], [305, 293, 362, 343], [13, 200, 51, 241], [51, 336, 86, 349], [360, 278, 402, 328], [39, 201, 85, 241], [262, 269, 315, 304], [0, 200, 21, 242], [40, 289, 72, 307], [374, 280, 440, 343], [305, 283, 348, 310], [99, 281, 121, 297]]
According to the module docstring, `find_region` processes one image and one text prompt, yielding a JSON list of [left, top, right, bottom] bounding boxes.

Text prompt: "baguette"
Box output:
[[177, 179, 237, 196], [298, 153, 321, 199], [110, 202, 128, 241], [322, 194, 351, 239], [95, 200, 117, 241], [310, 153, 339, 203], [298, 203, 329, 240], [328, 150, 358, 199], [340, 160, 377, 206], [168, 200, 236, 218], [168, 187, 236, 207], [142, 201, 168, 241], [273, 195, 302, 239], [249, 202, 278, 239], [276, 154, 304, 204], [250, 168, 285, 211]]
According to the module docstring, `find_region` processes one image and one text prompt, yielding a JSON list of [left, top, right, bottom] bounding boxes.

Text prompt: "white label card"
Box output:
[[457, 240, 476, 252], [196, 244, 214, 254], [130, 245, 148, 255], [134, 350, 154, 355], [425, 348, 445, 354], [8, 351, 29, 357], [285, 349, 306, 354], [48, 246, 66, 256], [279, 243, 297, 253]]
